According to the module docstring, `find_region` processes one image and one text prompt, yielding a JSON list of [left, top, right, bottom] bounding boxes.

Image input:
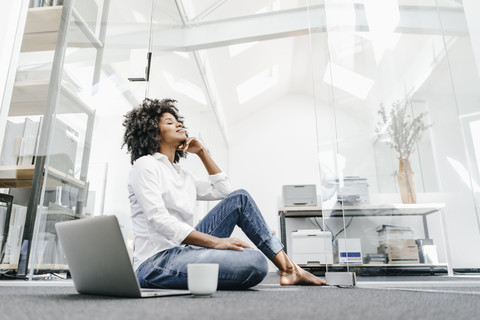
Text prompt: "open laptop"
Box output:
[[55, 215, 190, 298]]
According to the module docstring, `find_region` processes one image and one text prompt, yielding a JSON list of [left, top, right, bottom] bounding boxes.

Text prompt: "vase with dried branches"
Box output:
[[376, 101, 432, 203]]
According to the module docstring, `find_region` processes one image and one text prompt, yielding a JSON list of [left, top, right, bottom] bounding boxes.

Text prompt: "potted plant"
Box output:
[[376, 101, 432, 203]]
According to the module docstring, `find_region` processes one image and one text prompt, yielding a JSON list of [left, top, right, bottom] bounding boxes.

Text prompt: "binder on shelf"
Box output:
[[49, 118, 78, 176], [36, 232, 56, 266], [1, 116, 77, 174], [2, 205, 27, 265], [0, 194, 14, 265], [0, 121, 24, 166], [31, 0, 64, 7], [18, 117, 42, 166]]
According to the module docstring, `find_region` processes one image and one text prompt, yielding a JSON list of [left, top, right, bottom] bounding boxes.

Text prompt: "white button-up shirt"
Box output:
[[128, 152, 231, 271]]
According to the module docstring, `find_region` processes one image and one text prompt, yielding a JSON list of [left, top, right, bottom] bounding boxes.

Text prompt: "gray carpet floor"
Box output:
[[1, 273, 480, 320]]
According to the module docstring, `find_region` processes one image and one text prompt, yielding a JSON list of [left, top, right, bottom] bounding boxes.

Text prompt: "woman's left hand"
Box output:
[[177, 137, 204, 154]]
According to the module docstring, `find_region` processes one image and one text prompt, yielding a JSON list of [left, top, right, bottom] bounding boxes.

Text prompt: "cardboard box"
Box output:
[[378, 244, 420, 264], [378, 230, 414, 241], [379, 238, 416, 246]]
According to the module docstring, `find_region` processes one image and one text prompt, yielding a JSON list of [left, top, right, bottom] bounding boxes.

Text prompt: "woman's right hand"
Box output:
[[213, 237, 254, 251], [182, 230, 254, 251]]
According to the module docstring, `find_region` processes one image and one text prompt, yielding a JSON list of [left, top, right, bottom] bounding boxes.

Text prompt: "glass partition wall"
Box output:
[[148, 0, 480, 280], [128, 0, 480, 282], [2, 0, 479, 282], [308, 0, 480, 279]]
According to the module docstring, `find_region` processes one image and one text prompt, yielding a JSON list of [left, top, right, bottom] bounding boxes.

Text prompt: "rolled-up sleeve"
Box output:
[[130, 161, 194, 245], [196, 172, 232, 200]]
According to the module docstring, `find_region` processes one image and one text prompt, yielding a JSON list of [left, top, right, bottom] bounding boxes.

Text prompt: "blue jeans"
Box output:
[[136, 189, 284, 289]]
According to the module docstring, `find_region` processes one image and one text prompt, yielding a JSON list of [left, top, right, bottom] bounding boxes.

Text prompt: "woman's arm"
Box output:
[[182, 230, 253, 251], [177, 137, 220, 175], [178, 137, 232, 199], [178, 138, 241, 249], [197, 148, 221, 175]]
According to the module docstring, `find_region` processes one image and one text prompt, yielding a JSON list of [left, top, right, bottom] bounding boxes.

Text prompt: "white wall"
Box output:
[[87, 93, 134, 236], [228, 94, 320, 269], [229, 94, 321, 232]]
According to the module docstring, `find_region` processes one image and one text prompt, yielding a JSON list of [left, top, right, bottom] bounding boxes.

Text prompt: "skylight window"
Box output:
[[229, 41, 258, 57], [447, 156, 480, 192], [323, 62, 374, 99], [357, 32, 401, 63], [364, 0, 400, 34], [256, 0, 280, 14], [181, 0, 195, 19], [131, 10, 148, 23], [236, 65, 278, 104], [173, 51, 190, 59], [363, 0, 400, 63], [163, 71, 207, 105]]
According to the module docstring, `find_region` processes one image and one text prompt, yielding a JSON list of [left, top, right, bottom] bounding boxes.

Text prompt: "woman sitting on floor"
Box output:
[[122, 98, 326, 289]]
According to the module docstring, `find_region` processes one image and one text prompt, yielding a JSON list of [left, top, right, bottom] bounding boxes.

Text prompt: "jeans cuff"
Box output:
[[258, 234, 284, 260]]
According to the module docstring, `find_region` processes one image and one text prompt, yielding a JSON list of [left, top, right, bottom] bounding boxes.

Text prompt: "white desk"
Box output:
[[278, 203, 453, 275]]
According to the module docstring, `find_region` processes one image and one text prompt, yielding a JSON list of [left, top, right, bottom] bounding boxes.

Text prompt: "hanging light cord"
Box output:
[[145, 0, 155, 98]]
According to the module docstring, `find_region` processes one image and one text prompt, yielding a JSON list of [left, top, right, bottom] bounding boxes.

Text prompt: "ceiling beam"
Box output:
[[156, 6, 322, 51], [106, 5, 468, 52], [152, 4, 467, 51]]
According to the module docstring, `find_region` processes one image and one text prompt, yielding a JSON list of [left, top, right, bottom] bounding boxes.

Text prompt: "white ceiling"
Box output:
[[101, 0, 474, 136]]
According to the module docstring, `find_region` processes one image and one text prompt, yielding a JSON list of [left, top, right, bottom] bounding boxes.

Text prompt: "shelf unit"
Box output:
[[278, 203, 453, 276], [0, 205, 87, 271], [21, 6, 102, 52], [0, 0, 109, 279], [10, 80, 92, 116], [0, 165, 85, 189]]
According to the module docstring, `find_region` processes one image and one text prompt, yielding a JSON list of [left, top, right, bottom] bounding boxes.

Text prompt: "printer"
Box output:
[[291, 229, 333, 264], [282, 185, 317, 206], [336, 176, 369, 205]]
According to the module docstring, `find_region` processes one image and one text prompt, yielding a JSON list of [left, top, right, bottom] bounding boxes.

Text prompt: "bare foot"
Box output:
[[280, 263, 326, 286]]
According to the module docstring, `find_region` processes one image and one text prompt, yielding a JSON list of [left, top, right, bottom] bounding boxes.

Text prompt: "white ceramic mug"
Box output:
[[187, 263, 219, 296]]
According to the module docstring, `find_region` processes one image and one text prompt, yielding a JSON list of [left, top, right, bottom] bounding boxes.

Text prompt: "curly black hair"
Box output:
[[122, 98, 187, 164]]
